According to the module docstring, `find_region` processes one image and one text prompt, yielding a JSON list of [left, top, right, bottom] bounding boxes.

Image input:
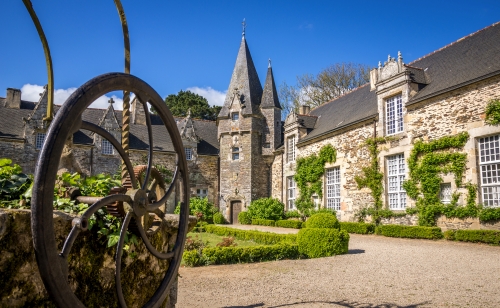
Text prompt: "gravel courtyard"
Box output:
[[177, 232, 500, 308]]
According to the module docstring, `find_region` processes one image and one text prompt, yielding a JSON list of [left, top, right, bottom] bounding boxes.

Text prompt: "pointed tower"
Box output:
[[260, 59, 282, 155], [217, 22, 274, 223]]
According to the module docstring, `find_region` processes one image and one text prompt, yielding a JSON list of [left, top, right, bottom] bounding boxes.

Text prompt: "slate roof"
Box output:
[[261, 66, 281, 109], [0, 100, 219, 155]]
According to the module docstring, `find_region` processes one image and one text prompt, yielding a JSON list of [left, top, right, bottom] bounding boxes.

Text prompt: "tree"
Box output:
[[279, 62, 371, 119], [154, 90, 221, 121]]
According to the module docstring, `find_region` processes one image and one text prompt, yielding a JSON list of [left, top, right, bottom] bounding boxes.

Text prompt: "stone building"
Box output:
[[2, 21, 500, 225]]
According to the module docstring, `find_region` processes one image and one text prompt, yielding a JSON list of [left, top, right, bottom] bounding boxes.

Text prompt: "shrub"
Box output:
[[185, 235, 208, 251], [252, 219, 275, 226], [285, 210, 301, 219], [307, 208, 337, 217], [238, 211, 252, 225], [247, 198, 284, 221], [275, 220, 303, 229], [444, 229, 500, 245], [306, 213, 340, 229], [213, 212, 226, 224], [340, 222, 375, 234], [204, 225, 297, 245], [183, 250, 206, 266], [216, 237, 237, 247], [191, 221, 208, 233], [375, 224, 443, 239], [201, 243, 300, 266], [297, 228, 349, 258], [175, 197, 217, 222]]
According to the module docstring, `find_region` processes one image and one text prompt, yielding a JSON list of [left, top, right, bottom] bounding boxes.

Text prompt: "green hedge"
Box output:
[[297, 228, 349, 258], [444, 229, 500, 245], [252, 219, 275, 226], [306, 213, 340, 229], [213, 212, 225, 224], [204, 225, 297, 245], [375, 224, 443, 239], [339, 222, 375, 234], [238, 211, 252, 225], [275, 220, 303, 229], [183, 243, 300, 266]]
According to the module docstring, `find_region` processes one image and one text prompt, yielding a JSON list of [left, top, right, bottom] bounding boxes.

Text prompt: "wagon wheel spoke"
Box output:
[[115, 212, 133, 308]]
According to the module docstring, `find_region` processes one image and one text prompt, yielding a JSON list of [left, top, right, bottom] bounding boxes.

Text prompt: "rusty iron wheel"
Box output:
[[31, 73, 189, 308]]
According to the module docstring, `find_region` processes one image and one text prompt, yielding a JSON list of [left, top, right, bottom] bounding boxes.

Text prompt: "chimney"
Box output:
[[299, 105, 310, 115], [5, 88, 21, 109], [131, 97, 146, 125]]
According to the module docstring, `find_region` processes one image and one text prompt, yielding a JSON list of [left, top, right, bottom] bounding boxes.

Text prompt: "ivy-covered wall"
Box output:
[[0, 209, 196, 307]]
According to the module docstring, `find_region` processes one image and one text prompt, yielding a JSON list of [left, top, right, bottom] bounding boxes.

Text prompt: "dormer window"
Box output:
[[232, 147, 240, 160], [35, 132, 46, 150], [232, 112, 239, 121], [185, 147, 192, 160], [101, 139, 114, 155], [386, 94, 403, 135]]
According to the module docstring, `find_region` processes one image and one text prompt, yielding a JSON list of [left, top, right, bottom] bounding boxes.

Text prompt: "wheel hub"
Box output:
[[124, 188, 148, 217]]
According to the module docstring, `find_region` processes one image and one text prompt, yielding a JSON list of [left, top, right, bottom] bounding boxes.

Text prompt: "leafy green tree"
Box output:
[[247, 198, 284, 221], [155, 90, 221, 121]]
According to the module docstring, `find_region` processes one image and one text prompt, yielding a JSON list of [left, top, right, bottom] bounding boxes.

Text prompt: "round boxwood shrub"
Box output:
[[297, 228, 349, 258], [306, 213, 340, 229], [213, 212, 226, 224], [238, 211, 252, 225]]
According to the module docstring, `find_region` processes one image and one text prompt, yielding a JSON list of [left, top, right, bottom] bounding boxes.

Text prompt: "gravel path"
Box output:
[[178, 229, 500, 308]]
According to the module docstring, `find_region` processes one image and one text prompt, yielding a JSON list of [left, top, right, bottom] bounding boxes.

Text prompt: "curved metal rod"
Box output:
[[115, 211, 132, 308], [147, 167, 179, 211], [134, 213, 174, 260], [22, 0, 54, 121], [136, 95, 154, 190], [59, 225, 80, 259], [80, 121, 137, 189]]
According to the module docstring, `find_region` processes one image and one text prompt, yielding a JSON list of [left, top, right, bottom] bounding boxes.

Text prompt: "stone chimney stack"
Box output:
[[5, 88, 21, 109], [131, 97, 146, 125], [299, 105, 310, 115]]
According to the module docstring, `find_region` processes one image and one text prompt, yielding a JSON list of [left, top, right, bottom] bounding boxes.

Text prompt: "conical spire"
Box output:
[[261, 59, 281, 109], [218, 35, 263, 118]]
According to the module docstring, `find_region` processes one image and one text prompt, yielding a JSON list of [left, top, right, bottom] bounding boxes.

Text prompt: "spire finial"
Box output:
[[242, 18, 246, 38], [108, 98, 115, 104], [268, 58, 271, 68]]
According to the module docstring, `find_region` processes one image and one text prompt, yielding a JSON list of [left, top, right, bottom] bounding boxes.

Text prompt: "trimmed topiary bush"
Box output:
[[339, 222, 375, 234], [275, 220, 303, 229], [252, 219, 275, 226], [375, 224, 443, 239], [247, 198, 284, 221], [213, 212, 226, 224], [285, 210, 301, 219], [444, 229, 500, 245], [297, 228, 349, 258], [238, 211, 252, 225], [306, 213, 340, 229]]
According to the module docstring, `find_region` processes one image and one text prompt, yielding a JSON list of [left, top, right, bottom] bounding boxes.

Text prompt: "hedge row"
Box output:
[[275, 220, 303, 229], [339, 222, 376, 234], [183, 243, 300, 266], [204, 225, 297, 244], [444, 229, 500, 245], [297, 228, 349, 258], [252, 219, 275, 226], [375, 224, 443, 239]]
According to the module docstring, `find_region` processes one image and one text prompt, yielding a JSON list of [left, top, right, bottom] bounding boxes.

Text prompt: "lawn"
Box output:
[[186, 232, 262, 248]]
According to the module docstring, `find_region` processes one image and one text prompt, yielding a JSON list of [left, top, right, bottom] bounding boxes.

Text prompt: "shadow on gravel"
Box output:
[[348, 249, 365, 254], [223, 300, 430, 308]]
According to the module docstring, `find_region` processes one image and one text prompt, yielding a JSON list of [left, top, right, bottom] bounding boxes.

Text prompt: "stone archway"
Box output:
[[230, 200, 242, 224]]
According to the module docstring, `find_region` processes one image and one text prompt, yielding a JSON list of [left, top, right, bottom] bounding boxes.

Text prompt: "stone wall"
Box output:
[[0, 209, 196, 307]]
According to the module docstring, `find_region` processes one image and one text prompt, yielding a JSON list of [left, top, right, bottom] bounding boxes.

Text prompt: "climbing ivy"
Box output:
[[485, 98, 500, 125], [294, 144, 336, 217]]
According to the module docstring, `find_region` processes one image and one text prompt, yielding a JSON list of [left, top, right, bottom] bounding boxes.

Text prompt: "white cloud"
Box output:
[[20, 84, 126, 110], [186, 86, 227, 106]]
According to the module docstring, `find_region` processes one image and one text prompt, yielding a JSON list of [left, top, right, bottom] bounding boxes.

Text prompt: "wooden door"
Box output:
[[231, 201, 241, 224]]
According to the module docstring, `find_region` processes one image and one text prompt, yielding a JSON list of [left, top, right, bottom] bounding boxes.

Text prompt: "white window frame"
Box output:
[[185, 147, 192, 160], [440, 183, 452, 204], [197, 188, 208, 198], [387, 154, 406, 210], [326, 167, 341, 211], [287, 176, 296, 210], [479, 135, 500, 207], [232, 147, 240, 160], [101, 139, 114, 155], [35, 132, 46, 150], [386, 94, 404, 135], [287, 135, 296, 162], [231, 112, 239, 121]]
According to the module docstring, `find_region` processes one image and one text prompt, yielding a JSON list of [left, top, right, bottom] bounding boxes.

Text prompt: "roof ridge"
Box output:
[[408, 21, 500, 65], [309, 83, 370, 112], [297, 114, 318, 118]]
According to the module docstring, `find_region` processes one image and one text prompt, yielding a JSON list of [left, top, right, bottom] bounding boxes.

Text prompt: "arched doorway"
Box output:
[[230, 200, 242, 224]]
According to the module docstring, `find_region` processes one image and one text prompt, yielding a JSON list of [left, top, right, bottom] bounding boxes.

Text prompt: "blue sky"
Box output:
[[1, 0, 499, 110]]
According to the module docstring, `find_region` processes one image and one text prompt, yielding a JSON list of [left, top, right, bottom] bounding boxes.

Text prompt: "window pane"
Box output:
[[479, 135, 500, 208], [326, 167, 341, 211], [387, 154, 406, 209]]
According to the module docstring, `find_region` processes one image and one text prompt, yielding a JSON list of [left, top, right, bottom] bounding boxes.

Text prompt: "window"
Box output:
[[263, 143, 270, 148], [287, 136, 296, 162], [386, 94, 403, 135], [440, 183, 452, 204], [197, 188, 208, 198], [35, 132, 46, 149], [326, 167, 341, 210], [287, 177, 296, 210], [185, 147, 192, 160], [479, 135, 500, 207], [101, 139, 114, 155], [232, 147, 240, 160], [387, 154, 406, 209], [232, 112, 239, 121]]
